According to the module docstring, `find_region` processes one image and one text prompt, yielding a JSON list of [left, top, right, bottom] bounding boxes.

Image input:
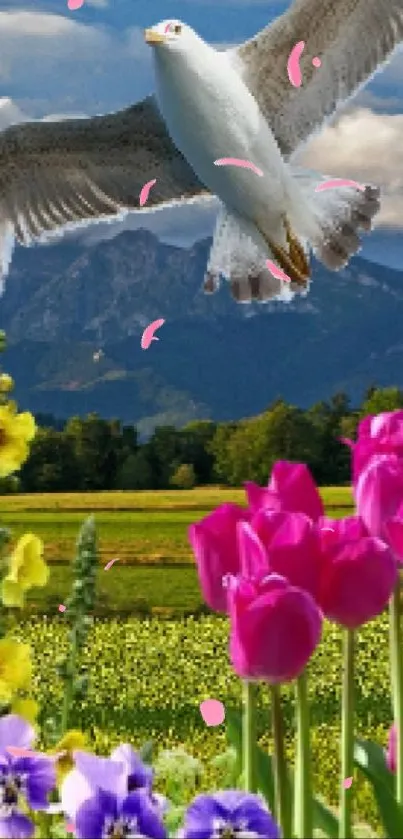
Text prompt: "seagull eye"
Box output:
[[174, 24, 182, 34]]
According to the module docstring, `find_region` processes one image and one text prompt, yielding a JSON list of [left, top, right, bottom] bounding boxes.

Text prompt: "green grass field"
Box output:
[[0, 486, 354, 615], [1, 486, 386, 833]]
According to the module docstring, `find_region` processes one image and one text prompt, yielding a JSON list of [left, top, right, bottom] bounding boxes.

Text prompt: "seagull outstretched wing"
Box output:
[[0, 95, 209, 285], [230, 0, 403, 158]]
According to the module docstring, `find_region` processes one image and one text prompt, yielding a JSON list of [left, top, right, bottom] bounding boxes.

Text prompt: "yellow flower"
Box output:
[[0, 374, 14, 394], [0, 639, 31, 703], [11, 697, 39, 725], [0, 402, 36, 477], [51, 730, 89, 785], [2, 533, 49, 608]]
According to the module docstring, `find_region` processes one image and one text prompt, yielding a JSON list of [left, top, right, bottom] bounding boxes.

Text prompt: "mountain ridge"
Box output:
[[1, 228, 403, 434]]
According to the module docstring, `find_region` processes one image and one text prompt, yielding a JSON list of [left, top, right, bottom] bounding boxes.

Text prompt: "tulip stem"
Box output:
[[294, 670, 312, 838], [389, 582, 403, 818], [339, 628, 355, 839], [270, 684, 292, 838], [242, 680, 257, 792]]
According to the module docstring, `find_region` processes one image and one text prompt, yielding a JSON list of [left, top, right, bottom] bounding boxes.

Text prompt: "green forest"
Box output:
[[5, 384, 402, 493]]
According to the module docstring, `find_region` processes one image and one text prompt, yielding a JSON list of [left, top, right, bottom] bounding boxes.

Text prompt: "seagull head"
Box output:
[[144, 19, 198, 54]]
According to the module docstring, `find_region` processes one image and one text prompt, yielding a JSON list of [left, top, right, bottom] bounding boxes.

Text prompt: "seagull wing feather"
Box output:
[[229, 0, 403, 158], [0, 95, 209, 248]]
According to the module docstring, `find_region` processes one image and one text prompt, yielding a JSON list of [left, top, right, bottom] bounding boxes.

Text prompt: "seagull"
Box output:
[[0, 0, 401, 304]]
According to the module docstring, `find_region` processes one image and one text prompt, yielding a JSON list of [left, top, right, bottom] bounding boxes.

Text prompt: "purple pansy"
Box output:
[[0, 715, 56, 838], [74, 788, 166, 839], [62, 751, 167, 838], [110, 746, 153, 793], [73, 746, 168, 817], [180, 790, 280, 839]]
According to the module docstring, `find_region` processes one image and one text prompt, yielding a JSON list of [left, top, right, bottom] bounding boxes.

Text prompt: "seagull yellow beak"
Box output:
[[144, 29, 166, 45]]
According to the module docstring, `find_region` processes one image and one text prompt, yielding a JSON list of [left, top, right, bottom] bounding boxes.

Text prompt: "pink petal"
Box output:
[[237, 521, 269, 579], [229, 579, 322, 683], [319, 537, 397, 629], [268, 461, 324, 521], [188, 504, 247, 612], [244, 482, 279, 514], [355, 455, 403, 537], [384, 518, 403, 563]]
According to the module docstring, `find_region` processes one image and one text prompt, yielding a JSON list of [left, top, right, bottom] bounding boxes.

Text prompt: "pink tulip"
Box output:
[[237, 520, 270, 580], [251, 510, 323, 599], [227, 571, 322, 683], [354, 454, 403, 539], [385, 518, 403, 563], [346, 411, 403, 483], [318, 515, 368, 547], [245, 461, 324, 521], [386, 723, 397, 773], [188, 503, 249, 612], [318, 528, 397, 629]]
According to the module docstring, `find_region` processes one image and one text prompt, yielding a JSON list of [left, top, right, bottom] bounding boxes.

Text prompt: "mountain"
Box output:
[[1, 227, 403, 433]]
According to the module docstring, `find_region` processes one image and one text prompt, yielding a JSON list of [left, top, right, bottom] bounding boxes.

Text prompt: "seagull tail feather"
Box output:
[[289, 165, 380, 271], [203, 206, 308, 305]]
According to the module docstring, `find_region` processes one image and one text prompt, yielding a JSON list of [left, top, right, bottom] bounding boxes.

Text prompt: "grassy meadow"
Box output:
[[2, 485, 386, 832], [0, 486, 354, 616]]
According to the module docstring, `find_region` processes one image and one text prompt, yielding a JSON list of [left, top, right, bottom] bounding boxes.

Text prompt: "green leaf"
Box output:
[[312, 795, 339, 839], [226, 707, 339, 838], [354, 738, 403, 839]]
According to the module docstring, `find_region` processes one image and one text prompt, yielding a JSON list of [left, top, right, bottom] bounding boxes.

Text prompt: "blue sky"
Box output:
[[1, 0, 403, 266]]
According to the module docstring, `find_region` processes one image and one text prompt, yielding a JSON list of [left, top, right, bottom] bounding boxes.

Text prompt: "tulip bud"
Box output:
[[228, 572, 322, 683], [245, 460, 324, 521], [188, 504, 249, 613], [318, 531, 397, 629]]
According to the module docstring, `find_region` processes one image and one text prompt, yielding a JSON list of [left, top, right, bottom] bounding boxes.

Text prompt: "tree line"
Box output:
[[4, 386, 403, 493]]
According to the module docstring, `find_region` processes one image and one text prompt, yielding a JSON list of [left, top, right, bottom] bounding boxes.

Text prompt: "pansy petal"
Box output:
[[23, 756, 56, 809], [0, 715, 35, 752], [73, 751, 127, 802], [74, 792, 111, 839], [233, 795, 280, 837], [183, 793, 230, 838], [123, 791, 167, 838], [110, 744, 153, 790], [0, 813, 34, 838], [61, 769, 93, 821]]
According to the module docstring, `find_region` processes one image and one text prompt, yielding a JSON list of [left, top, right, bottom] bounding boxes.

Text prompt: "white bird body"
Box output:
[[153, 36, 297, 245], [0, 0, 400, 302]]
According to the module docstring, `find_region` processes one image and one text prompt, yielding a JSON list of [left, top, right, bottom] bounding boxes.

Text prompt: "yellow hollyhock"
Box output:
[[51, 730, 89, 785], [0, 639, 32, 703], [2, 533, 49, 608], [0, 402, 36, 477], [0, 374, 14, 394], [12, 697, 39, 725]]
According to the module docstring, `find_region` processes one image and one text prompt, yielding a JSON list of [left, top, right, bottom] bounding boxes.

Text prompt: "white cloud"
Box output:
[[0, 97, 28, 129], [297, 107, 403, 229], [0, 11, 152, 116]]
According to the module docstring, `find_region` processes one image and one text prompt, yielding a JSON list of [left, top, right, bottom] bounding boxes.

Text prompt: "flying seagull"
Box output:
[[0, 1, 401, 304]]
